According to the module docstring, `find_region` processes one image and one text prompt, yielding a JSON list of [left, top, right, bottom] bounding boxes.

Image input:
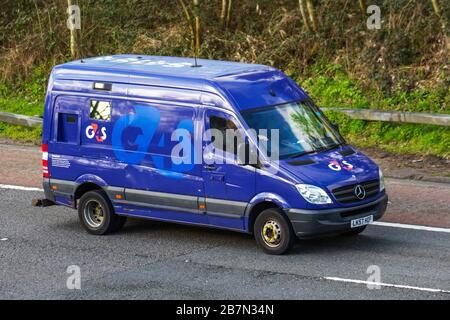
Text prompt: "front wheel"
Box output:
[[78, 190, 126, 235], [254, 208, 295, 255]]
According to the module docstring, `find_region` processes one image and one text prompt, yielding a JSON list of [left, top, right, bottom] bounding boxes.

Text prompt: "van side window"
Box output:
[[209, 115, 241, 154], [90, 100, 111, 121], [57, 113, 79, 143], [115, 103, 195, 157]]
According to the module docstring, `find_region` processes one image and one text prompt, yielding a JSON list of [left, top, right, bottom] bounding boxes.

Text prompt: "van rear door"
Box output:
[[49, 96, 82, 181]]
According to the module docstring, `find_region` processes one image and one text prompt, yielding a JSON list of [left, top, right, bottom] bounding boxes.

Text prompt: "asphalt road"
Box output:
[[0, 188, 449, 300]]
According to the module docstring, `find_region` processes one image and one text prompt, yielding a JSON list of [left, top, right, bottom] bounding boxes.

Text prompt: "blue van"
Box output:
[[41, 55, 387, 254]]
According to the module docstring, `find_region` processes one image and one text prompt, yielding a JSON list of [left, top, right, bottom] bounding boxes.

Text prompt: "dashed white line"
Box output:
[[372, 221, 450, 234], [324, 276, 450, 294], [0, 184, 43, 192]]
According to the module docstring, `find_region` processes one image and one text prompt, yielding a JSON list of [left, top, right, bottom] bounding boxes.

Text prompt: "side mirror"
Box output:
[[237, 142, 258, 166]]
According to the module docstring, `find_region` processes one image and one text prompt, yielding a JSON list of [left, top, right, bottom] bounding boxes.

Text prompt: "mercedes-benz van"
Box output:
[[41, 55, 388, 254]]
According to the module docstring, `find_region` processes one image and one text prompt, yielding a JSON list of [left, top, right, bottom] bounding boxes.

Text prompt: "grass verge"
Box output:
[[0, 123, 42, 145]]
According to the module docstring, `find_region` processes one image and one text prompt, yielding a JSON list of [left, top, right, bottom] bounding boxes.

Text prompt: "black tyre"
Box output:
[[78, 190, 126, 235], [342, 225, 367, 236], [254, 208, 295, 255]]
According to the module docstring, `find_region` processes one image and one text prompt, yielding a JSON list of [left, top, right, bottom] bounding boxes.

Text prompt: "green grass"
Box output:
[[0, 96, 43, 116], [300, 64, 449, 113], [0, 72, 44, 145], [0, 66, 46, 116], [0, 123, 42, 144], [325, 110, 450, 158], [297, 63, 450, 158], [0, 86, 44, 145], [300, 64, 369, 109]]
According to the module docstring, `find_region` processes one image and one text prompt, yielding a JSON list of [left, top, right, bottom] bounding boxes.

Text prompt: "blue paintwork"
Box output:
[[43, 55, 383, 233]]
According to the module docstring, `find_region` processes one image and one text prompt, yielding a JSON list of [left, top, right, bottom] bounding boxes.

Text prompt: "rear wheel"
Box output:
[[254, 208, 295, 255], [342, 225, 367, 236], [78, 190, 126, 235]]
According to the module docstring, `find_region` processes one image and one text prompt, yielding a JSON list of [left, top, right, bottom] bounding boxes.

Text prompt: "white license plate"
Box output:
[[350, 215, 373, 228]]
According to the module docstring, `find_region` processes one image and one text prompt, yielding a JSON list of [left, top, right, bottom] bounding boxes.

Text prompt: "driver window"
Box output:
[[209, 114, 243, 155]]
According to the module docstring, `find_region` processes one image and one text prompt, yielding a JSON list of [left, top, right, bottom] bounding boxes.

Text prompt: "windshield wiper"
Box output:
[[286, 142, 346, 159], [287, 150, 317, 159], [315, 142, 344, 153]]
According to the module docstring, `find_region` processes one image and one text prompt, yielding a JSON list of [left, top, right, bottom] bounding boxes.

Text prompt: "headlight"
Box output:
[[296, 184, 332, 205], [379, 168, 385, 191]]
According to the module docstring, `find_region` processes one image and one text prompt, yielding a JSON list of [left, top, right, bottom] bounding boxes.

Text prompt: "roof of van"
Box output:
[[57, 55, 272, 79], [51, 55, 308, 110]]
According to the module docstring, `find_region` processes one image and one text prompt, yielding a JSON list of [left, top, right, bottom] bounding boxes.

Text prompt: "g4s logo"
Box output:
[[112, 105, 159, 165], [86, 123, 107, 142], [111, 105, 195, 179], [328, 160, 354, 172]]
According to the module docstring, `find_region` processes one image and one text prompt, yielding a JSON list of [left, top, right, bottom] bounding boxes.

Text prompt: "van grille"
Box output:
[[332, 180, 380, 204]]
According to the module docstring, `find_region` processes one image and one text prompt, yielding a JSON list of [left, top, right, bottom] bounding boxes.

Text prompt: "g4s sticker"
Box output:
[[86, 123, 107, 142], [112, 105, 160, 165], [111, 105, 195, 179], [328, 160, 354, 171]]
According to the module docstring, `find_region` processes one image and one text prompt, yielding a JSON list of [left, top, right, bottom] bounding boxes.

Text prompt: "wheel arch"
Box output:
[[74, 182, 103, 207], [73, 174, 108, 208], [245, 193, 291, 234]]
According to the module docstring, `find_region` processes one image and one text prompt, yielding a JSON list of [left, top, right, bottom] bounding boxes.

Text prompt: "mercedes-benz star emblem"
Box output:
[[354, 185, 366, 200]]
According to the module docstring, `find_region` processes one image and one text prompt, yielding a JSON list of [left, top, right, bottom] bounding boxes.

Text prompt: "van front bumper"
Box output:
[[285, 193, 388, 238]]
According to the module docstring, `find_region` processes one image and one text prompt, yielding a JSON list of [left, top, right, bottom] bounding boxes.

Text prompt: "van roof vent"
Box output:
[[93, 82, 112, 91]]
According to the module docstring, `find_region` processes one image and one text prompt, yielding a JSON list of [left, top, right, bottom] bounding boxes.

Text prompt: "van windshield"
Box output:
[[241, 101, 345, 159]]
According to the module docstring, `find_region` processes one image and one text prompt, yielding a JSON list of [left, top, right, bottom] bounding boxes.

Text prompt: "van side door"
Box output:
[[116, 101, 205, 220], [202, 109, 256, 223]]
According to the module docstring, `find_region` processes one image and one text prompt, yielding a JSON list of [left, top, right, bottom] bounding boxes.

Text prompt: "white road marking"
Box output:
[[373, 221, 450, 233], [1, 238, 8, 241], [0, 184, 43, 192], [324, 276, 450, 294]]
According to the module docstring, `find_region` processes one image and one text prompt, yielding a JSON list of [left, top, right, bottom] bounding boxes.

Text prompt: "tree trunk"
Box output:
[[358, 0, 366, 15], [299, 0, 311, 32], [193, 0, 200, 59], [306, 0, 318, 33], [431, 0, 441, 17], [67, 0, 77, 59], [226, 0, 232, 28], [431, 0, 448, 53], [220, 0, 227, 22], [178, 0, 195, 54]]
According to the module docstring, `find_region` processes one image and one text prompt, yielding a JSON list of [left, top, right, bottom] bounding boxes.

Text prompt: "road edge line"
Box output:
[[373, 221, 450, 233], [324, 276, 450, 294], [0, 184, 44, 192]]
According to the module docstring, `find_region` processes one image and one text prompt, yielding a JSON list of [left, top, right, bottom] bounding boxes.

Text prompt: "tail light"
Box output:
[[42, 143, 50, 178]]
